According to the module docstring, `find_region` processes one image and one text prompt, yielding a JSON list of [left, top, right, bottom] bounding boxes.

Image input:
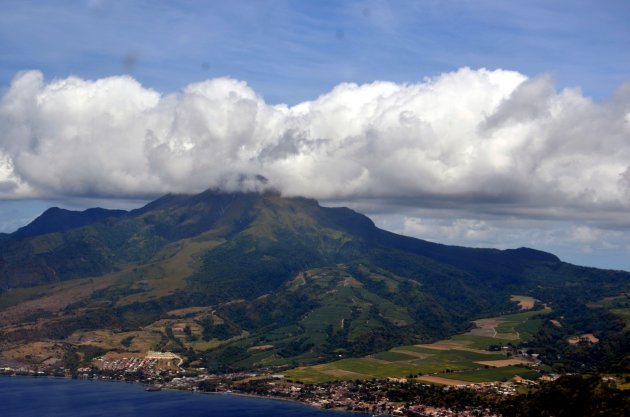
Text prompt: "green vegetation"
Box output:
[[493, 309, 548, 342], [433, 366, 539, 383], [611, 308, 630, 326], [285, 342, 512, 383], [284, 306, 554, 384], [448, 334, 513, 350], [0, 190, 628, 378], [500, 375, 629, 417], [372, 351, 417, 361]]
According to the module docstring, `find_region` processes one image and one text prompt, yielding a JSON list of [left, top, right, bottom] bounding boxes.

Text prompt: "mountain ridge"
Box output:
[[0, 189, 627, 371], [12, 206, 128, 240], [1, 189, 562, 290]]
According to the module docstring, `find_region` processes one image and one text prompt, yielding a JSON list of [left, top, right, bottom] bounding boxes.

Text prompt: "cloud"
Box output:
[[1, 68, 630, 228], [569, 226, 600, 244], [359, 210, 630, 270]]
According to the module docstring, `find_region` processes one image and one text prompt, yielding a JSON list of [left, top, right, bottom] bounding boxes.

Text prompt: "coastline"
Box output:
[[212, 391, 375, 415], [0, 374, 372, 416]]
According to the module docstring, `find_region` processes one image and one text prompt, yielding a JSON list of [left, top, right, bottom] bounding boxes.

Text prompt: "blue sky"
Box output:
[[2, 0, 629, 103], [1, 0, 630, 271]]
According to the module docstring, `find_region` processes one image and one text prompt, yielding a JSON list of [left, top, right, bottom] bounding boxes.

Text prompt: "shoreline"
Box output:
[[201, 391, 373, 415], [0, 374, 373, 416]]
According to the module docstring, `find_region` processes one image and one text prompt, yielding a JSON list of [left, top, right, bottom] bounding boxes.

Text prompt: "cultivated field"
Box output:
[[285, 307, 548, 384], [428, 366, 539, 383], [475, 359, 533, 367]]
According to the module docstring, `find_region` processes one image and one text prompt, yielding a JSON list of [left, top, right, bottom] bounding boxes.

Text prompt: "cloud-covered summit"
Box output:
[[1, 68, 630, 226]]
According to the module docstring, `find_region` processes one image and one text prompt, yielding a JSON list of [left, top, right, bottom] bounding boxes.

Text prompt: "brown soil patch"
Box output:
[[467, 318, 502, 338], [65, 330, 112, 345], [101, 351, 145, 360], [550, 319, 562, 328], [0, 341, 63, 362], [416, 375, 480, 386], [172, 321, 202, 333], [248, 344, 274, 352], [568, 333, 599, 344], [414, 343, 498, 355], [415, 343, 456, 351], [0, 275, 117, 326], [167, 307, 210, 317], [65, 329, 161, 352], [286, 273, 306, 289], [475, 359, 533, 367], [583, 334, 599, 343], [392, 348, 431, 359], [467, 328, 496, 337], [342, 277, 362, 287], [511, 295, 536, 310], [473, 319, 503, 327], [457, 347, 501, 355]]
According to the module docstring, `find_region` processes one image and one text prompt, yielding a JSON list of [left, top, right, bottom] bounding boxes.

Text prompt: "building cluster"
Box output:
[[0, 351, 577, 417], [243, 378, 503, 416], [145, 351, 183, 366], [95, 356, 158, 373]]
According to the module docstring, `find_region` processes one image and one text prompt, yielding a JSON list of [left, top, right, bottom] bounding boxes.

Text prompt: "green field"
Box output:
[[433, 366, 540, 383], [286, 345, 508, 383], [285, 307, 548, 384], [447, 334, 512, 350], [611, 308, 630, 326], [372, 351, 418, 361], [492, 309, 548, 342]]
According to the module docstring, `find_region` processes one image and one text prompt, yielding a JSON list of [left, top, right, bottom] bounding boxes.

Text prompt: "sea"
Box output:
[[0, 376, 371, 417]]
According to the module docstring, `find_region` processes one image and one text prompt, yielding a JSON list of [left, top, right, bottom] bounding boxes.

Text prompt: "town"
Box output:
[[0, 349, 570, 417]]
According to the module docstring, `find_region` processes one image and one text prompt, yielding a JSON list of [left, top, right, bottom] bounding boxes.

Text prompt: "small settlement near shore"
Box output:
[[0, 347, 565, 417]]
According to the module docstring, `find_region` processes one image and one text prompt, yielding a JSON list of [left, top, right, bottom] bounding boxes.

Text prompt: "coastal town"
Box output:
[[2, 296, 626, 416], [0, 349, 568, 417]]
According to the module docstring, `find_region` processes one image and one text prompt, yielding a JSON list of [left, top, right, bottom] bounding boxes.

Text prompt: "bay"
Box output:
[[0, 376, 371, 417]]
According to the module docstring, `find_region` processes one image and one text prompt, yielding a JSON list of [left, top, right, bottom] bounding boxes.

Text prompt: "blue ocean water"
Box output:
[[0, 376, 370, 417]]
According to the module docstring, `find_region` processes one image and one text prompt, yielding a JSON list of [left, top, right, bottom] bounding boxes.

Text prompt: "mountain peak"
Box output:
[[1, 188, 628, 374]]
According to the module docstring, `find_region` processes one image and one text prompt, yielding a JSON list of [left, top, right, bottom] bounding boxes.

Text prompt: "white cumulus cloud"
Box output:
[[1, 67, 630, 230]]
